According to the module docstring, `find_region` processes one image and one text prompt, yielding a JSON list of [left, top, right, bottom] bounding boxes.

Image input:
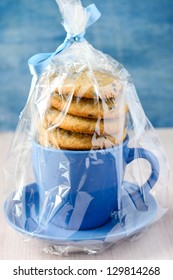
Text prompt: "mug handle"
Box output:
[[126, 147, 160, 193]]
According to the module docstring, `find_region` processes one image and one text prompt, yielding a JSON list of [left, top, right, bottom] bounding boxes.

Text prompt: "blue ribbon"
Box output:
[[28, 4, 101, 76]]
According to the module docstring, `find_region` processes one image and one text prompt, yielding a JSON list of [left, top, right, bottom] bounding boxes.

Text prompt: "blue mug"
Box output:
[[32, 136, 159, 230]]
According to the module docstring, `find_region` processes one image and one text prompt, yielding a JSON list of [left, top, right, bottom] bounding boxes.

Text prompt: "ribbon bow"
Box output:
[[28, 4, 101, 76]]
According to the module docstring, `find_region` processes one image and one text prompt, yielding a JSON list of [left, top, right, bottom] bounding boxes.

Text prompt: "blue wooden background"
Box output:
[[0, 0, 173, 130]]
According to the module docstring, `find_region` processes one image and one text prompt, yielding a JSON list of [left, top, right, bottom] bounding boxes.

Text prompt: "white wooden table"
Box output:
[[0, 129, 173, 260]]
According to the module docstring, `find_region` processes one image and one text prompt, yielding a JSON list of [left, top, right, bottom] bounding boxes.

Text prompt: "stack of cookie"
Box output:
[[38, 70, 128, 150]]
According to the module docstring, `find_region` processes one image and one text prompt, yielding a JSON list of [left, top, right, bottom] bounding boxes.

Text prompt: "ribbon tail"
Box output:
[[86, 4, 101, 28], [28, 40, 71, 76]]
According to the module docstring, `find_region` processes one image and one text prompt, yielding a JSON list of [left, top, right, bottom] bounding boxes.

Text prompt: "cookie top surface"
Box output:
[[53, 70, 123, 99]]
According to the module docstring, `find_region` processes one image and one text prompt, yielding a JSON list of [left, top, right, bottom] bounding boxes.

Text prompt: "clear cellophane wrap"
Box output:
[[3, 0, 169, 256]]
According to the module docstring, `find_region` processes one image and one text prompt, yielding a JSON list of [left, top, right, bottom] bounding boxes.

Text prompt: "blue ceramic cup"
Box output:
[[32, 136, 159, 230]]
